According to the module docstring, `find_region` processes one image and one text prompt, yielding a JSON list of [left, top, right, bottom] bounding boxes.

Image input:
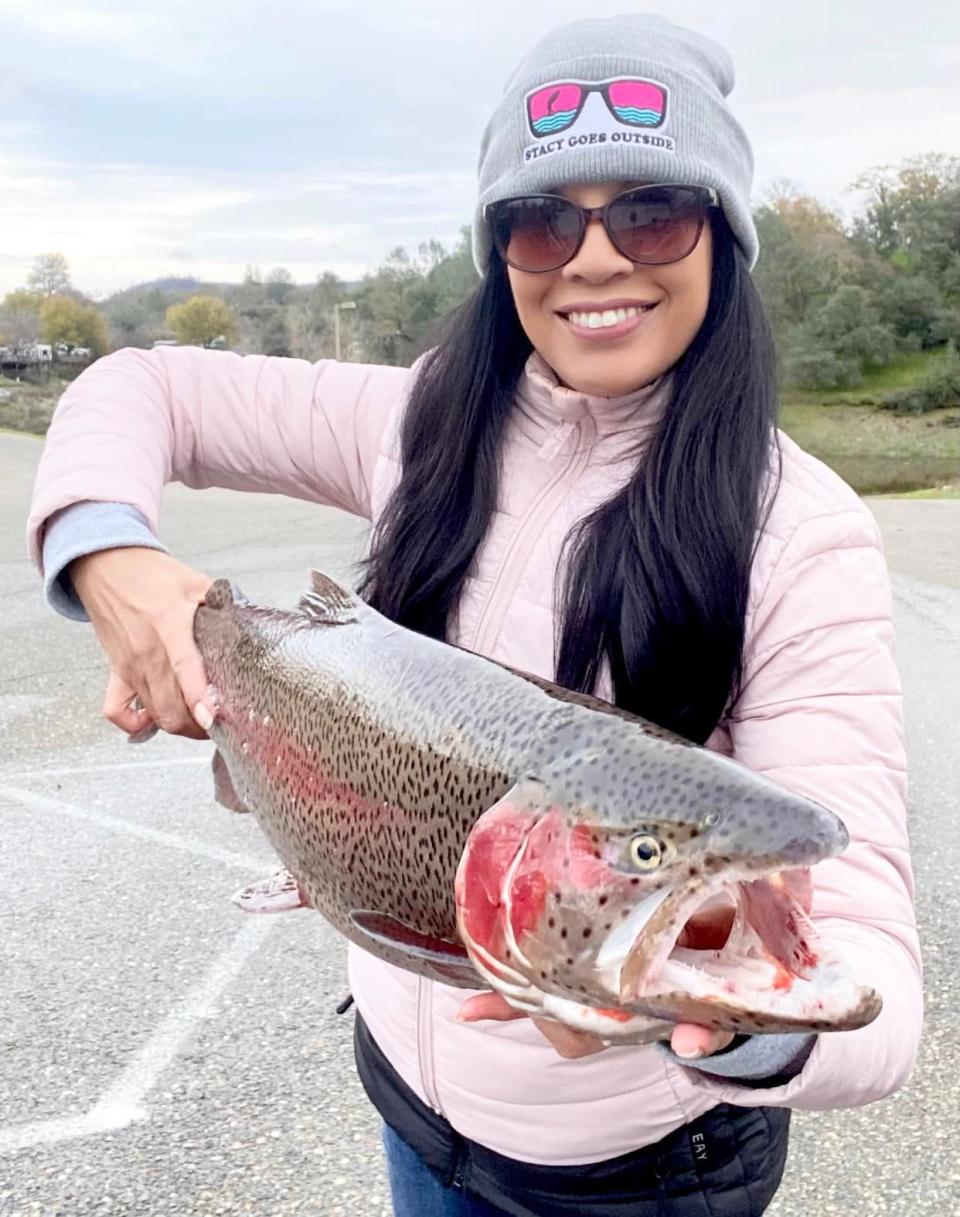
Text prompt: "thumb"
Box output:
[[670, 1023, 735, 1060], [103, 669, 155, 737]]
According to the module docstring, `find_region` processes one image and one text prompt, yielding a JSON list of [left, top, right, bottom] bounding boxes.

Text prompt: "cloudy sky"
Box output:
[[2, 0, 958, 298]]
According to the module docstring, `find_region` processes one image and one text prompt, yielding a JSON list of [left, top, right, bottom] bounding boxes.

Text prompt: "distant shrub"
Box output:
[[781, 323, 863, 389], [882, 342, 960, 413], [780, 286, 900, 390], [929, 308, 960, 346]]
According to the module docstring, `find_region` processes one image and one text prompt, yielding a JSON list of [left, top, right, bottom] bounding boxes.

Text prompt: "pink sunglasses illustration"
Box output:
[[526, 78, 667, 139]]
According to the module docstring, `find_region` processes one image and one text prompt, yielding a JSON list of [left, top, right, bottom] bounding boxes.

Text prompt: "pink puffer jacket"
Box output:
[[27, 346, 921, 1165]]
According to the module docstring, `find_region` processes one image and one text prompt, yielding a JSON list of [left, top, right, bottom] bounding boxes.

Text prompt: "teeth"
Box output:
[[567, 305, 652, 329]]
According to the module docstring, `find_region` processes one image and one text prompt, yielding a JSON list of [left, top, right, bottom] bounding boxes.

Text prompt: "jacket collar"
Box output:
[[514, 350, 672, 454]]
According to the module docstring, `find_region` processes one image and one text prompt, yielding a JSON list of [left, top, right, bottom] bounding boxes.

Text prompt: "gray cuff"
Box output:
[[658, 1032, 815, 1085], [41, 501, 168, 622]]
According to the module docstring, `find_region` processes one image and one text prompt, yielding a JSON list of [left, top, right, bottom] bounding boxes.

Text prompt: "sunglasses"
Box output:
[[486, 184, 719, 274], [527, 79, 666, 138]]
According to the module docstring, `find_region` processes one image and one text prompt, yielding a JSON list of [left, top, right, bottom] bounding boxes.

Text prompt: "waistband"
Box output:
[[353, 1012, 791, 1217]]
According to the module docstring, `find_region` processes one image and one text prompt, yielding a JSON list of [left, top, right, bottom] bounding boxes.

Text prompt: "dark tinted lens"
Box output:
[[607, 186, 704, 264], [491, 196, 582, 272]]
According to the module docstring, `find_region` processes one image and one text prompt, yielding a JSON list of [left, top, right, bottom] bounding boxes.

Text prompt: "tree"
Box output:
[[265, 267, 296, 306], [426, 227, 481, 316], [876, 274, 948, 349], [260, 307, 291, 356], [753, 187, 856, 344], [850, 154, 960, 281], [27, 253, 72, 298], [812, 285, 897, 370], [288, 272, 348, 361], [165, 294, 238, 348], [0, 290, 43, 346], [103, 295, 156, 349], [38, 296, 109, 356]]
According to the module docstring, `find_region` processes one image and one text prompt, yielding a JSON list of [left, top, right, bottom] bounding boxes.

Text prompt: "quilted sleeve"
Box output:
[[27, 345, 411, 570], [671, 503, 922, 1111]]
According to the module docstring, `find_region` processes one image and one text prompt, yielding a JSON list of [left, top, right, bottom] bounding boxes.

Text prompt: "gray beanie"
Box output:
[[472, 13, 758, 274]]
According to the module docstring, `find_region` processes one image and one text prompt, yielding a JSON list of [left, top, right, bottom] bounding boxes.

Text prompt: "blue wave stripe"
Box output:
[[532, 110, 578, 133], [612, 106, 662, 125]]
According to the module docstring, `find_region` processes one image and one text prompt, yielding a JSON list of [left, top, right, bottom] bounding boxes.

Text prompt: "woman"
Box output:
[[27, 14, 921, 1216]]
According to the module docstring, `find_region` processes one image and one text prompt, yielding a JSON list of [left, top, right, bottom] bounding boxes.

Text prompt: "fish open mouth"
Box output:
[[603, 869, 880, 1032]]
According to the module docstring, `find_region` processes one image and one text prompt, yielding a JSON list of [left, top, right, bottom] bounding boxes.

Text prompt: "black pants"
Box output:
[[354, 1014, 791, 1217]]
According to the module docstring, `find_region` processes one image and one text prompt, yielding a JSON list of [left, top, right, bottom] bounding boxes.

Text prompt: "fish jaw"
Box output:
[[612, 870, 881, 1034], [456, 793, 881, 1041]]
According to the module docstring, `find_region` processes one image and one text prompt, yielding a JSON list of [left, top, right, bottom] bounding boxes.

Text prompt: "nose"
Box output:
[[561, 215, 635, 284]]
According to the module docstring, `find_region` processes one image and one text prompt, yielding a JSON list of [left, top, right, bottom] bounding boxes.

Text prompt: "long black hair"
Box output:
[[359, 209, 781, 743]]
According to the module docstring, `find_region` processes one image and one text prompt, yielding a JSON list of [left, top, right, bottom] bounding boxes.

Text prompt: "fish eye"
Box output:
[[702, 812, 722, 828], [628, 834, 663, 871]]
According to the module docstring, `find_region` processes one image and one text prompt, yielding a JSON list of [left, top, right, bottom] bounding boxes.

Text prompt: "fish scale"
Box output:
[[189, 571, 882, 1042]]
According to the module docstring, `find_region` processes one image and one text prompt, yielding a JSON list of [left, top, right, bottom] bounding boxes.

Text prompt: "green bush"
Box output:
[[882, 342, 960, 413], [929, 309, 960, 346], [781, 322, 864, 390]]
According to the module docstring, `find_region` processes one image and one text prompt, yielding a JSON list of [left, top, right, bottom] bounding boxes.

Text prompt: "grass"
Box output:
[[873, 484, 960, 499], [780, 348, 960, 495], [0, 376, 66, 435], [782, 345, 954, 406]]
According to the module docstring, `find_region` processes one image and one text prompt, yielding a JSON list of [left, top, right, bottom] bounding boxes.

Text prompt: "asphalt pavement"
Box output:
[[1, 430, 958, 1217]]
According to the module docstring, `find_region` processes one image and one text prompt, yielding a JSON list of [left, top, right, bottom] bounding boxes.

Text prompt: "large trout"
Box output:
[[186, 572, 880, 1043]]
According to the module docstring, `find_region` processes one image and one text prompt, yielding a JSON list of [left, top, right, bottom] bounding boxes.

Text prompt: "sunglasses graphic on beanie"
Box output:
[[526, 78, 667, 139]]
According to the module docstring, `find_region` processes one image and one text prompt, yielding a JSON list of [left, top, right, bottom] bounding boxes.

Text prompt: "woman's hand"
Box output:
[[456, 991, 734, 1059], [70, 547, 215, 740], [455, 902, 740, 1059]]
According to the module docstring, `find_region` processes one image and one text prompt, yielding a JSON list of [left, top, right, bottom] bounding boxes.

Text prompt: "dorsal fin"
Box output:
[[297, 570, 364, 626], [203, 578, 250, 611]]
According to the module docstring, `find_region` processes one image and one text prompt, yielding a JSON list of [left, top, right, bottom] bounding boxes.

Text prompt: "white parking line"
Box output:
[[0, 917, 277, 1154], [1, 785, 269, 871], [3, 754, 211, 782]]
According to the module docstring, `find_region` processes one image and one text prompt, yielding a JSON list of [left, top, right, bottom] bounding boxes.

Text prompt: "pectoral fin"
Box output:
[[212, 749, 250, 813], [349, 910, 478, 985], [233, 869, 311, 913]]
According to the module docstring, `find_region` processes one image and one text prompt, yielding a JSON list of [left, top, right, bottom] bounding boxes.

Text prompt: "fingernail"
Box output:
[[674, 1047, 705, 1060], [193, 702, 214, 730]]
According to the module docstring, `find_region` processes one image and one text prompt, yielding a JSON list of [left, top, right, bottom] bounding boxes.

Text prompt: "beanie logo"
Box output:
[[527, 78, 666, 137], [523, 77, 674, 163]]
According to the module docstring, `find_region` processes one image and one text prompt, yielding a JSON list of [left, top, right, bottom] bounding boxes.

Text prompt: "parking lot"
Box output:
[[2, 431, 958, 1216]]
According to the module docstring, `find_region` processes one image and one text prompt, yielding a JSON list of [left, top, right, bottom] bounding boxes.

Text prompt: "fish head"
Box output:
[[455, 745, 880, 1038]]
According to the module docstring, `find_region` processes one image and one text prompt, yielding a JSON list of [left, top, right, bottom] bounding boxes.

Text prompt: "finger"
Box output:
[[164, 618, 217, 720], [139, 642, 210, 740], [670, 1023, 735, 1060], [164, 630, 217, 731], [530, 1018, 607, 1059], [102, 670, 155, 737], [456, 992, 526, 1023]]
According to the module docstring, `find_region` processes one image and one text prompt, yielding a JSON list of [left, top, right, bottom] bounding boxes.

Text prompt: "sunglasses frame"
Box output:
[[485, 184, 720, 274]]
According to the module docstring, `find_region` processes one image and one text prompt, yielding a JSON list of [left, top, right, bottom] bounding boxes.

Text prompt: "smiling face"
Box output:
[[506, 181, 714, 397]]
